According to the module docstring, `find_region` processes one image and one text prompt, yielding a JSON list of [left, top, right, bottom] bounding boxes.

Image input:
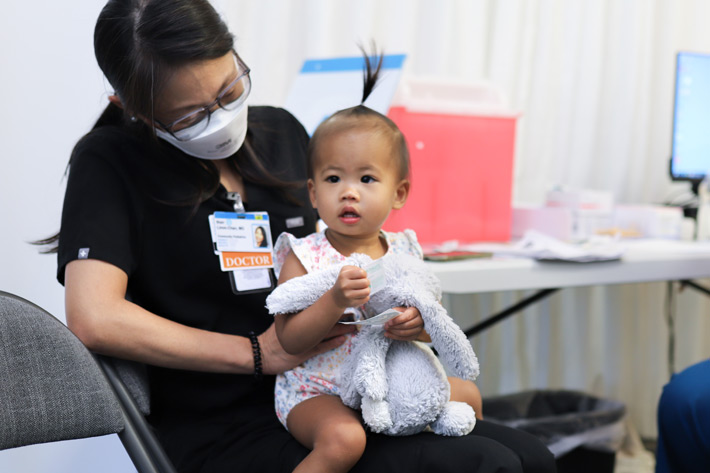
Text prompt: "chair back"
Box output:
[[105, 356, 151, 415], [0, 291, 124, 450]]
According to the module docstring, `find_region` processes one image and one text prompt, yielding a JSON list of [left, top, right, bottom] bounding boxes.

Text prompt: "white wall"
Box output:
[[1, 1, 106, 317], [0, 2, 137, 471]]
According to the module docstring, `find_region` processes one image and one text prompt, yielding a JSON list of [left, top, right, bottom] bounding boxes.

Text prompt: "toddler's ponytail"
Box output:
[[360, 44, 384, 104]]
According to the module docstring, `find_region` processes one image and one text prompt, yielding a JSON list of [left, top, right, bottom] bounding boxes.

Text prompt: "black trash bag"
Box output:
[[484, 390, 626, 458]]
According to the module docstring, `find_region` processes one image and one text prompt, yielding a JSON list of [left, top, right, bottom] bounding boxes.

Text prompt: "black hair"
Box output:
[[35, 0, 300, 253], [92, 0, 297, 197], [94, 0, 233, 124], [307, 46, 410, 181]]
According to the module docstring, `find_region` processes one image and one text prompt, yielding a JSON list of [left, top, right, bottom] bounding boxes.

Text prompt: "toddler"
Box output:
[[272, 55, 482, 473]]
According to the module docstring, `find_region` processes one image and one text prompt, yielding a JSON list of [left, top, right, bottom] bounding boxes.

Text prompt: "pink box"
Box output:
[[383, 106, 517, 245], [511, 206, 573, 241]]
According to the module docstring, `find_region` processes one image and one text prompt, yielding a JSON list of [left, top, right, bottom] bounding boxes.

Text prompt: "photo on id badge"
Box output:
[[253, 225, 270, 248]]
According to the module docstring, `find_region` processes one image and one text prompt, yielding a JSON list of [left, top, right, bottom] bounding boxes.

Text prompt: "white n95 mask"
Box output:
[[156, 104, 249, 160]]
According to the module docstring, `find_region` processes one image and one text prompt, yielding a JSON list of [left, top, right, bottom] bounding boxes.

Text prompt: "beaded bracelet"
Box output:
[[248, 331, 263, 382]]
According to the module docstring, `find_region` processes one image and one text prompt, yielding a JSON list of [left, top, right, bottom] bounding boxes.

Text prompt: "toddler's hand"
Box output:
[[384, 306, 426, 341], [331, 265, 370, 309]]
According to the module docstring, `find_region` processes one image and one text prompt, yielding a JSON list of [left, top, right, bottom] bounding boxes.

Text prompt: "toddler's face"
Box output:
[[308, 129, 408, 241]]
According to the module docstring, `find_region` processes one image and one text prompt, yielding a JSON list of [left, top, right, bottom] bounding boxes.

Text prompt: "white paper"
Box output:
[[364, 259, 386, 295], [339, 308, 402, 326], [427, 230, 625, 263]]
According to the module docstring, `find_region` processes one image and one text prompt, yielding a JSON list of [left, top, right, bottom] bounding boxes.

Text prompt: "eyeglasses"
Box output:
[[156, 52, 251, 141]]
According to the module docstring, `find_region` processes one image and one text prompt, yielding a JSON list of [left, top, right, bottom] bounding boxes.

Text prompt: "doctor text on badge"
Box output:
[[220, 252, 274, 270]]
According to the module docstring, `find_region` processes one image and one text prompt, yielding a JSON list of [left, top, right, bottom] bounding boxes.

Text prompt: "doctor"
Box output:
[[55, 0, 556, 471]]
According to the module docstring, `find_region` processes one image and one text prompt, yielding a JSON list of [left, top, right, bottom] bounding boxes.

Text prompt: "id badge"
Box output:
[[208, 211, 275, 294]]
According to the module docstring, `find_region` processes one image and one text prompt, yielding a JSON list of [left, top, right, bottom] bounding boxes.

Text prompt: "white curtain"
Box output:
[[216, 0, 710, 438]]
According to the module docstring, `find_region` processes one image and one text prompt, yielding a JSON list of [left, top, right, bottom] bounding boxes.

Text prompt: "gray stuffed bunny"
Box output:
[[266, 252, 479, 436]]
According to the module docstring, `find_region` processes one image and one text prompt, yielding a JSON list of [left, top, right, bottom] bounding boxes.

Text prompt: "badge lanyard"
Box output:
[[225, 192, 245, 213], [209, 192, 275, 294]]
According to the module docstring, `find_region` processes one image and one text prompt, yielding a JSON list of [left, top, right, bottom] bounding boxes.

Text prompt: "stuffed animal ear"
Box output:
[[266, 265, 340, 314], [421, 304, 479, 381]]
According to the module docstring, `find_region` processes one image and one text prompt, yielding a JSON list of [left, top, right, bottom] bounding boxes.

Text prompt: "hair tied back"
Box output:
[[359, 43, 384, 104]]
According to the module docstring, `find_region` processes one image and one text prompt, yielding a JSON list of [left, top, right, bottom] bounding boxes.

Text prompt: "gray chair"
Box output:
[[0, 291, 176, 473]]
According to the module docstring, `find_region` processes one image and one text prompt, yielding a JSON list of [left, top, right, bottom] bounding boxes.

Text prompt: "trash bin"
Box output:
[[484, 390, 626, 473]]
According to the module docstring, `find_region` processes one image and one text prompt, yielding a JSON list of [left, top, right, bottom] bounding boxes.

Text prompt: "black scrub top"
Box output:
[[57, 106, 317, 425]]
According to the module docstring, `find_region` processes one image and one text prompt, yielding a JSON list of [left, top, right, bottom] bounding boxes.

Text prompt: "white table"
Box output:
[[426, 239, 710, 337]]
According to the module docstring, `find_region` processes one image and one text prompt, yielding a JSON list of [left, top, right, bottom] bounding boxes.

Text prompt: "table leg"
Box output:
[[463, 288, 560, 338], [666, 281, 676, 378], [679, 279, 710, 297]]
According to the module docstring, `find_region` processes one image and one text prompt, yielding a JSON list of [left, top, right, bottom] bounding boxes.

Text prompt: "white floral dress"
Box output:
[[272, 229, 423, 429]]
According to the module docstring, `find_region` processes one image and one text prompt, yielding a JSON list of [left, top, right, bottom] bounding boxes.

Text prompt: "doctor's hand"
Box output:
[[258, 323, 356, 375], [384, 306, 426, 341]]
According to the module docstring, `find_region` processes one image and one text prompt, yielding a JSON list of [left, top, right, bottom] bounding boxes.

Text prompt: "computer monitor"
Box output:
[[670, 51, 710, 193]]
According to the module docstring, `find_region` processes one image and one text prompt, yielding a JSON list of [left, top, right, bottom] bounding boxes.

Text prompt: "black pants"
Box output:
[[159, 405, 556, 473]]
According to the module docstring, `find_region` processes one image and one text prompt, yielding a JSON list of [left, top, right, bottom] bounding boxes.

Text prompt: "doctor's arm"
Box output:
[[64, 259, 350, 374]]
